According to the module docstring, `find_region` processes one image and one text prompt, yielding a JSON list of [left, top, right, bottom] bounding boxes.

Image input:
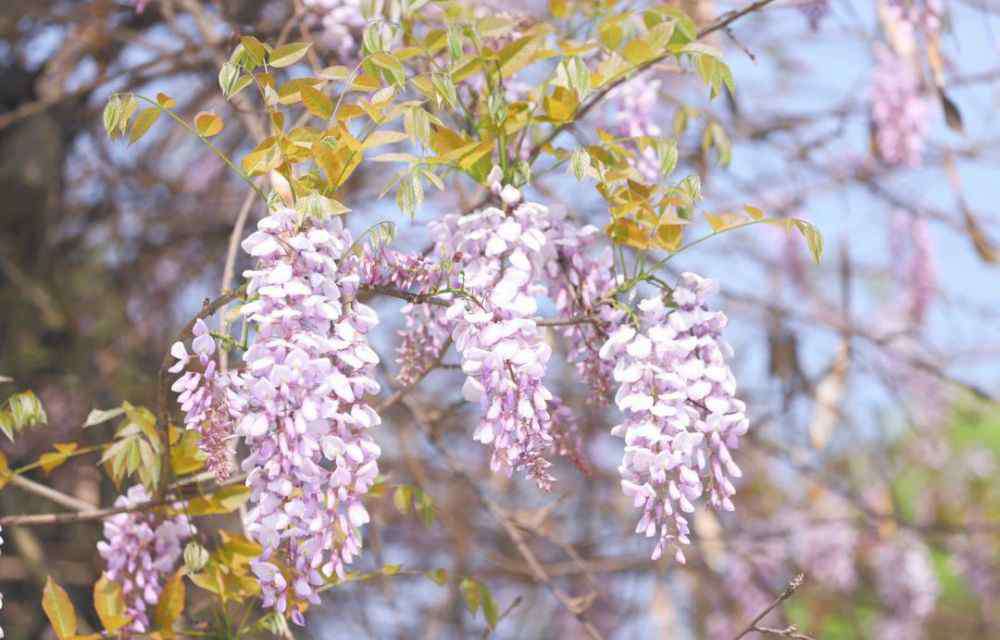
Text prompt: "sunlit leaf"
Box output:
[[185, 485, 251, 516], [194, 111, 224, 138], [42, 577, 78, 639], [156, 92, 176, 109], [792, 218, 823, 264], [269, 42, 312, 68], [128, 107, 160, 145], [0, 451, 10, 490], [84, 407, 125, 428], [300, 84, 333, 120], [153, 570, 186, 632], [39, 442, 79, 473], [94, 575, 130, 633]]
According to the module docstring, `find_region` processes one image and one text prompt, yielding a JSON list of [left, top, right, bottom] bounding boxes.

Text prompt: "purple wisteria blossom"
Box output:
[[437, 175, 560, 489], [545, 215, 621, 403], [870, 43, 930, 167], [798, 0, 831, 31], [238, 208, 382, 624], [871, 533, 940, 638], [601, 273, 748, 562], [170, 318, 242, 480], [611, 75, 663, 182], [301, 0, 367, 61], [890, 211, 937, 326], [96, 485, 194, 635]]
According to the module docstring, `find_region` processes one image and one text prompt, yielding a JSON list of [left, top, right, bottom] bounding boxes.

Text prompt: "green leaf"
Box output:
[[425, 568, 448, 586], [84, 407, 125, 428], [239, 36, 268, 68], [481, 584, 499, 628], [370, 52, 406, 87], [103, 96, 122, 137], [128, 107, 160, 145], [1, 390, 47, 441], [792, 219, 824, 264], [42, 577, 78, 639], [269, 42, 312, 68], [460, 577, 481, 615], [183, 541, 210, 573], [218, 62, 242, 98], [393, 485, 413, 514], [94, 575, 130, 633]]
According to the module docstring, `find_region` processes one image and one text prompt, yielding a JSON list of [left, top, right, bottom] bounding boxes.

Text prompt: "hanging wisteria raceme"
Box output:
[[544, 215, 622, 403], [170, 319, 243, 480], [301, 0, 367, 61], [601, 273, 748, 562], [890, 211, 937, 326], [96, 486, 194, 636], [359, 243, 452, 386], [871, 533, 940, 639], [611, 75, 663, 182], [434, 171, 560, 489], [797, 0, 831, 30], [870, 43, 930, 167], [238, 208, 382, 624], [887, 0, 943, 36]]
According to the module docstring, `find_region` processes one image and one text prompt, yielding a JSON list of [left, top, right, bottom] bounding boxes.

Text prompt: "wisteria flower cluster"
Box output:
[[301, 0, 368, 61], [611, 75, 664, 182], [601, 273, 748, 562], [798, 0, 831, 31], [237, 208, 382, 623], [434, 176, 561, 489], [96, 485, 194, 635], [872, 533, 940, 638], [170, 318, 241, 480], [870, 43, 930, 167], [890, 211, 937, 326], [544, 217, 621, 403], [161, 172, 755, 619]]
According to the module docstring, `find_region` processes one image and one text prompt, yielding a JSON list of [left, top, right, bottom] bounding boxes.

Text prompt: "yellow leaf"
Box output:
[[704, 212, 746, 232], [242, 137, 282, 176], [43, 577, 78, 639], [128, 107, 159, 145], [155, 92, 176, 109], [300, 84, 333, 120], [185, 485, 251, 516], [194, 112, 224, 137], [622, 37, 656, 66], [312, 140, 340, 185], [39, 442, 79, 473], [0, 451, 10, 489], [153, 570, 186, 631], [744, 204, 765, 220], [654, 223, 684, 252], [543, 86, 578, 123], [94, 575, 130, 633], [169, 429, 205, 477], [606, 218, 651, 250], [363, 130, 409, 149]]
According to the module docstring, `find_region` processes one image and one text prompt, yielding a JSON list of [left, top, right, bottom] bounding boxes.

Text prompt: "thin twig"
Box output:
[[732, 573, 808, 640]]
